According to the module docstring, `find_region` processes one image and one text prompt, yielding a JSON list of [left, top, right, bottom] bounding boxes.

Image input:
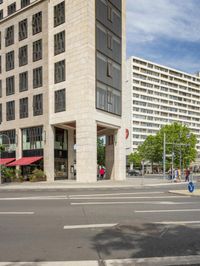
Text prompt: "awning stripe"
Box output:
[[7, 156, 43, 166], [0, 158, 15, 165]]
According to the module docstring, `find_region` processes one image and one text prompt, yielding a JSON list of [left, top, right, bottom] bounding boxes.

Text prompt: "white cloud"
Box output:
[[127, 0, 200, 44]]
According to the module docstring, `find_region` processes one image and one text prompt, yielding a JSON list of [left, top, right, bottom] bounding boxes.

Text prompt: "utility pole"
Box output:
[[163, 133, 166, 179]]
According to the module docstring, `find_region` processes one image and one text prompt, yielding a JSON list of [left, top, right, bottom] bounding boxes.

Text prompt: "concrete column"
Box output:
[[68, 129, 75, 180], [76, 119, 97, 182], [105, 138, 114, 180], [44, 125, 55, 182], [16, 128, 22, 159], [113, 127, 126, 181]]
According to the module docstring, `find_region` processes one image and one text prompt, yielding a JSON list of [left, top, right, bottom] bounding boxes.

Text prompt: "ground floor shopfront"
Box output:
[[0, 120, 126, 182]]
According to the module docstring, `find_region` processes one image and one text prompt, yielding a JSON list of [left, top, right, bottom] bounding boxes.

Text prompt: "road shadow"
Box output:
[[91, 223, 200, 258]]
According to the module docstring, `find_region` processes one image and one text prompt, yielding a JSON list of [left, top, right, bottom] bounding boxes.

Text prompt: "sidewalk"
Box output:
[[0, 175, 185, 190]]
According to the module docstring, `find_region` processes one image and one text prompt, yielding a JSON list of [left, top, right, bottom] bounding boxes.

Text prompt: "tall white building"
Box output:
[[126, 56, 200, 162]]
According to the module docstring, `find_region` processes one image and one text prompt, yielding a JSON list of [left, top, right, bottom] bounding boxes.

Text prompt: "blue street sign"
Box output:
[[188, 182, 195, 193]]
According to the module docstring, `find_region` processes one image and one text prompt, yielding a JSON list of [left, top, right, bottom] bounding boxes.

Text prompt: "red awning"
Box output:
[[7, 156, 43, 166], [0, 158, 15, 165]]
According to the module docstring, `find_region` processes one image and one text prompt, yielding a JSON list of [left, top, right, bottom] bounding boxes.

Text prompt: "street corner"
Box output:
[[169, 189, 200, 196]]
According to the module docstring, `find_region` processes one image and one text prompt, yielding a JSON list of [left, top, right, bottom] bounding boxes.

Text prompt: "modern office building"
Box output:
[[126, 56, 200, 164], [0, 0, 126, 182]]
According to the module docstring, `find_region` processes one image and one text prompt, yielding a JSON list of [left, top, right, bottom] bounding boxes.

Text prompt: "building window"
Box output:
[[107, 61, 112, 78], [54, 1, 65, 27], [107, 4, 113, 22], [6, 76, 15, 96], [5, 25, 14, 47], [22, 126, 43, 150], [19, 19, 28, 41], [107, 32, 113, 50], [33, 94, 43, 116], [33, 67, 42, 88], [20, 97, 28, 118], [55, 89, 66, 113], [0, 55, 1, 73], [19, 45, 28, 66], [54, 31, 65, 55], [6, 51, 14, 71], [19, 71, 28, 92], [7, 2, 16, 15], [6, 100, 15, 121], [55, 60, 65, 83], [32, 11, 42, 35], [0, 9, 3, 20], [21, 0, 30, 8], [33, 39, 42, 61], [0, 80, 2, 97]]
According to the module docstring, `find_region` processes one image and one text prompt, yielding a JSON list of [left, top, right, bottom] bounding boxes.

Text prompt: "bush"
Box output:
[[29, 169, 46, 182]]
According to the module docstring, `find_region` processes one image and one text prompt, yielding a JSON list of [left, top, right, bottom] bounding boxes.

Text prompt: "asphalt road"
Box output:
[[0, 184, 200, 265]]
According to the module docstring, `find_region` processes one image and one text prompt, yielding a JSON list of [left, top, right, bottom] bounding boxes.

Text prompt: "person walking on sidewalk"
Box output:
[[185, 168, 190, 182], [99, 167, 105, 180]]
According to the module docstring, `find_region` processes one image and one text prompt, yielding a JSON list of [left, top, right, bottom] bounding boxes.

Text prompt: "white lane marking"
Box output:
[[70, 195, 190, 200], [70, 201, 196, 206], [1, 255, 200, 266], [0, 262, 98, 266], [0, 196, 67, 200], [135, 208, 200, 213], [105, 255, 200, 266], [69, 191, 164, 197], [0, 212, 34, 215], [63, 223, 117, 229], [154, 221, 200, 225]]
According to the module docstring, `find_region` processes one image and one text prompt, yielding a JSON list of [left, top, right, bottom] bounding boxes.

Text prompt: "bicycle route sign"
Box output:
[[188, 181, 195, 193]]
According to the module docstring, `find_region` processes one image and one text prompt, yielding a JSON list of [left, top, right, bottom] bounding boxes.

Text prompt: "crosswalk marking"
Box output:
[[0, 212, 34, 215], [135, 208, 200, 213], [63, 223, 117, 229]]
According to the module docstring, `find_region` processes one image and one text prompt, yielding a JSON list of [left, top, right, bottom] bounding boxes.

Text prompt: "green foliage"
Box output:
[[97, 137, 105, 166], [136, 122, 197, 168], [0, 144, 5, 151], [128, 152, 142, 167], [29, 169, 46, 182]]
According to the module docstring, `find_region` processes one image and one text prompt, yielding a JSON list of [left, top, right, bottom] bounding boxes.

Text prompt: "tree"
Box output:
[[128, 151, 142, 168], [157, 122, 197, 168], [138, 135, 161, 168], [135, 122, 197, 170], [97, 137, 105, 166]]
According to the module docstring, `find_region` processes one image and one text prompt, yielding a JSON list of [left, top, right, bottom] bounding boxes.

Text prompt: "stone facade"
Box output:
[[0, 0, 126, 182]]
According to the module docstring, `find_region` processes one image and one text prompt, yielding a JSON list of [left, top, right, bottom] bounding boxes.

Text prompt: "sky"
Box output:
[[126, 0, 200, 74]]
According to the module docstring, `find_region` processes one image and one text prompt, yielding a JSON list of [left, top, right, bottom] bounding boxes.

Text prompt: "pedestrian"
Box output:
[[174, 168, 179, 182], [185, 168, 190, 182], [99, 167, 105, 180]]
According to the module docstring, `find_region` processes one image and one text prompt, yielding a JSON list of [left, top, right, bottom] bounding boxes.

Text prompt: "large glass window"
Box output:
[[22, 126, 43, 150]]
